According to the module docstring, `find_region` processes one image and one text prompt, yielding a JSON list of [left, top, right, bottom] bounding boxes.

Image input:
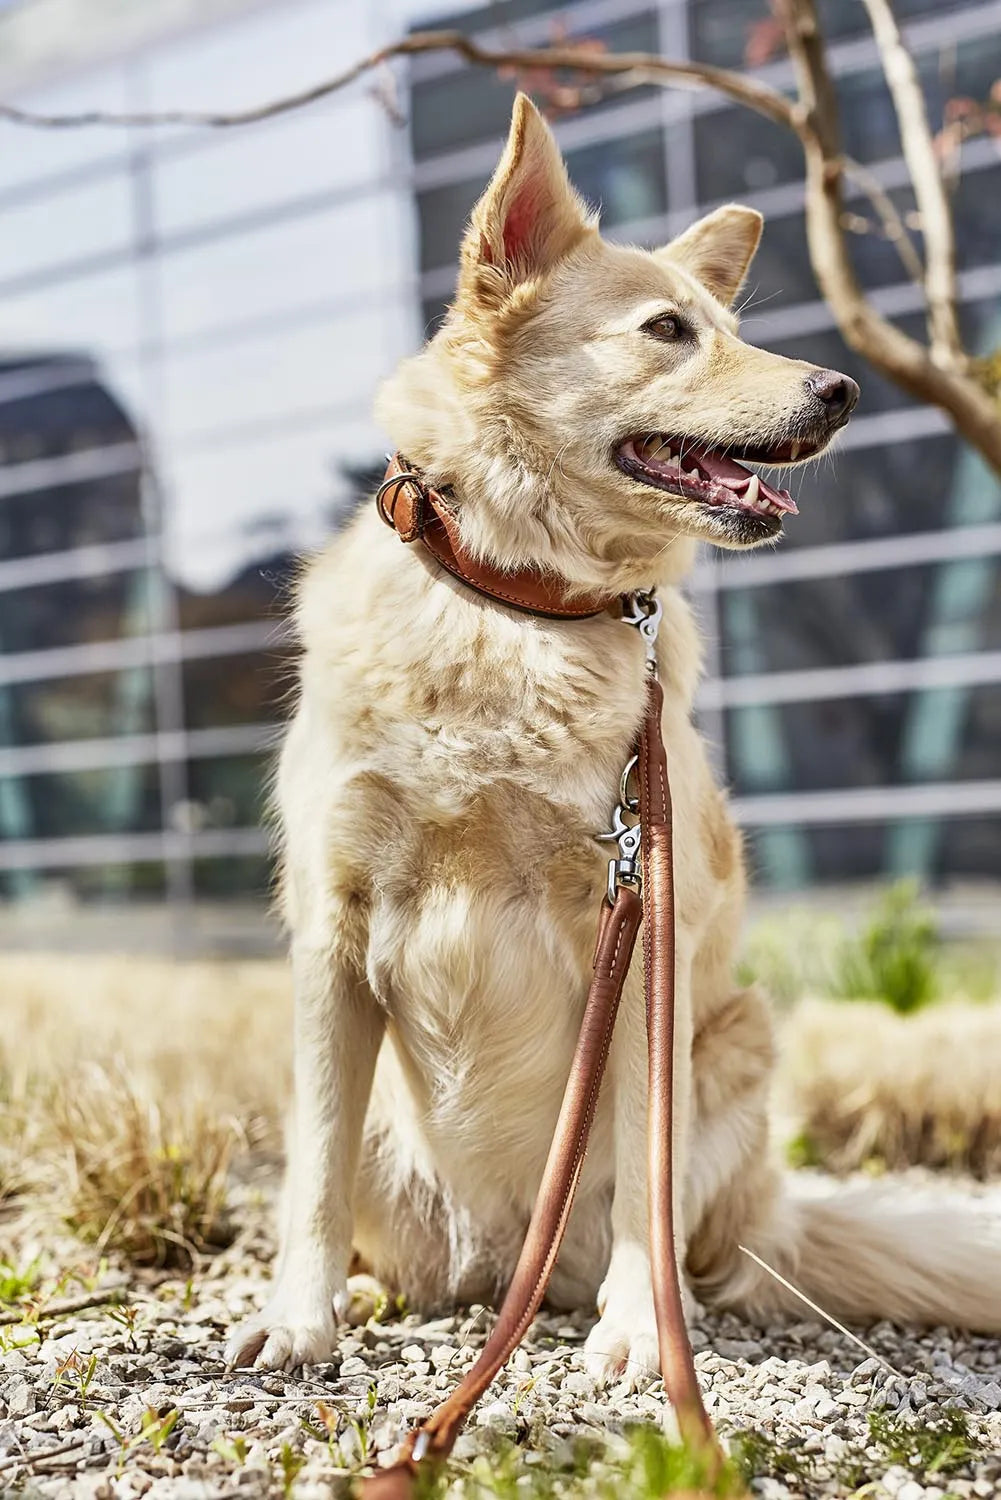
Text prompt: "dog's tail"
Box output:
[[705, 1177, 1001, 1333]]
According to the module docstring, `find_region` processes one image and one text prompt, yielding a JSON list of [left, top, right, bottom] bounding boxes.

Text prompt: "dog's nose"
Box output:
[[805, 368, 860, 425]]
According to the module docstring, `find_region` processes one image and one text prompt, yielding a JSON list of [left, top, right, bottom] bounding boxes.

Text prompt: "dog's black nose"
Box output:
[[805, 368, 860, 425]]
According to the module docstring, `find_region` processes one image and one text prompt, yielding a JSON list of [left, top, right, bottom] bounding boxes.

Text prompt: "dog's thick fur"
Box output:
[[228, 97, 1000, 1379]]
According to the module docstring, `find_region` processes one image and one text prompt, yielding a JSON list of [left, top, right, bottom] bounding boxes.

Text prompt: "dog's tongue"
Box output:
[[692, 443, 798, 514]]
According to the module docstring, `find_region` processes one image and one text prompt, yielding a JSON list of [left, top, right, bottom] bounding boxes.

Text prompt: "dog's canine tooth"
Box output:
[[744, 473, 761, 507], [790, 440, 801, 461]]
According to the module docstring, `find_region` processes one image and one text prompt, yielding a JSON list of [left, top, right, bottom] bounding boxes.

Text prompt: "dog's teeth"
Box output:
[[686, 465, 699, 479], [790, 441, 801, 461], [744, 473, 760, 507]]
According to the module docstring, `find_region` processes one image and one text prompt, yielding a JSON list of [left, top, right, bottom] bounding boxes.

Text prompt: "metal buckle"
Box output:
[[374, 462, 427, 531]]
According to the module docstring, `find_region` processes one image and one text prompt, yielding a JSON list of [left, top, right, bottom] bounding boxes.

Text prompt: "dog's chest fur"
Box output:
[[282, 510, 731, 1190]]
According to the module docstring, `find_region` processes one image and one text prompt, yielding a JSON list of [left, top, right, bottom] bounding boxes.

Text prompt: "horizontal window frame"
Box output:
[[697, 647, 1001, 711], [0, 618, 292, 688], [732, 778, 1001, 826], [0, 441, 142, 501], [691, 520, 1001, 592], [0, 722, 277, 778], [0, 536, 158, 593], [0, 824, 268, 872]]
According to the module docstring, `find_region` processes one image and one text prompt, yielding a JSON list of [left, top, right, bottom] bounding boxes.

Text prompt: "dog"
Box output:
[[227, 94, 1000, 1380]]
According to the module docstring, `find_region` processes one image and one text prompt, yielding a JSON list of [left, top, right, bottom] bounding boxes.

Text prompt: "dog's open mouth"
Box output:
[[615, 433, 819, 525]]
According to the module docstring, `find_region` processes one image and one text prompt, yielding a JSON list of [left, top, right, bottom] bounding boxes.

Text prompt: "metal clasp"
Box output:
[[593, 591, 662, 901], [595, 800, 642, 905], [621, 589, 662, 672]]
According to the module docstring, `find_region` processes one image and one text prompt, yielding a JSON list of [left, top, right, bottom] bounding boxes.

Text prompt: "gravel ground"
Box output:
[[3, 1190, 1001, 1500]]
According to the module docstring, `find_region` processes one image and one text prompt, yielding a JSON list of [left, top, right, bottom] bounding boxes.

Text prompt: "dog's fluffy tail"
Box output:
[[714, 1178, 1001, 1333]]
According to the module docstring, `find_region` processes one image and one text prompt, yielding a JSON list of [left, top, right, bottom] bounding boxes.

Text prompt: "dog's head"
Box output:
[[378, 95, 858, 589]]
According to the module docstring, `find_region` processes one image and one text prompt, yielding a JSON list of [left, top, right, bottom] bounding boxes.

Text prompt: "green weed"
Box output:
[[832, 881, 940, 1014], [97, 1406, 180, 1477], [868, 1409, 977, 1476], [279, 1441, 306, 1498], [412, 1425, 744, 1499], [0, 1257, 42, 1304], [213, 1434, 249, 1466]]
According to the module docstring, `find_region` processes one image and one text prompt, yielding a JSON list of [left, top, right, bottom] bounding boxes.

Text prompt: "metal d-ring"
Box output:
[[374, 467, 426, 529]]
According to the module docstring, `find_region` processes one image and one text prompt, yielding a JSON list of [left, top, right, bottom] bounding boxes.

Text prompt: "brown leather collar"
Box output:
[[376, 453, 615, 620]]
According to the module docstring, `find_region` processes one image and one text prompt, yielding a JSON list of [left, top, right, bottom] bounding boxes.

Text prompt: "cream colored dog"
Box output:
[[228, 96, 999, 1380]]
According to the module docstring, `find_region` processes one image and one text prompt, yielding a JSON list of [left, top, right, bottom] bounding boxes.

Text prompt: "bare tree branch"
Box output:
[[778, 0, 1001, 472], [1, 18, 997, 474], [0, 26, 928, 310], [859, 0, 965, 369], [0, 30, 796, 132], [841, 155, 925, 286]]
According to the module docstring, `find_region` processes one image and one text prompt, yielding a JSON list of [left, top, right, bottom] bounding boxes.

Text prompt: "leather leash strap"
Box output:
[[362, 882, 643, 1500], [360, 461, 722, 1498], [639, 676, 711, 1452]]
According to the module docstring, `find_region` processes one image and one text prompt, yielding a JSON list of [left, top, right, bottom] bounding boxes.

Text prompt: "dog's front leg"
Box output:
[[583, 953, 695, 1390], [226, 940, 384, 1371]]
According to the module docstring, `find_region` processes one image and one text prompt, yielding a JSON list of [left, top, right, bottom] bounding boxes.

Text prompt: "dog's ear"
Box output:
[[658, 205, 763, 306], [458, 93, 591, 305]]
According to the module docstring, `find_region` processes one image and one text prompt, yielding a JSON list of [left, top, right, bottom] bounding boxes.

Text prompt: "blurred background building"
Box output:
[[0, 0, 998, 939]]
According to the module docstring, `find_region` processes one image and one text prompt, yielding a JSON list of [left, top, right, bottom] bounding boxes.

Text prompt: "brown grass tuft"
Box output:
[[779, 998, 1001, 1177], [46, 1066, 241, 1268]]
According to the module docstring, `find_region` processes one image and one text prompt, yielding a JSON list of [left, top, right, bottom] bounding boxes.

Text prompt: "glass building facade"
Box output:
[[0, 0, 423, 905], [409, 0, 1001, 891], [0, 0, 998, 906]]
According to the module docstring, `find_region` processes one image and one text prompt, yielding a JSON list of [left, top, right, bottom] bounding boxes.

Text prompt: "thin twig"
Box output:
[[1, 16, 996, 473], [737, 1245, 899, 1376], [841, 156, 925, 287], [0, 1287, 123, 1326], [776, 0, 1001, 475], [0, 1438, 88, 1476], [858, 0, 964, 368], [0, 30, 797, 133]]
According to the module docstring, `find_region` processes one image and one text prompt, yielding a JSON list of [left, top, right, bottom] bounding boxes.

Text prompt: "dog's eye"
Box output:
[[644, 313, 687, 341]]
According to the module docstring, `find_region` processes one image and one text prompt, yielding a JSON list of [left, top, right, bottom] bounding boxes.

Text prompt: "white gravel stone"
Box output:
[[2, 1189, 998, 1500], [5, 1375, 36, 1417]]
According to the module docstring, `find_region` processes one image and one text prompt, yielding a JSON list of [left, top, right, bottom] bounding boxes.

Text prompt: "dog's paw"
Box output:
[[583, 1307, 661, 1391], [225, 1294, 339, 1372], [583, 1253, 697, 1391]]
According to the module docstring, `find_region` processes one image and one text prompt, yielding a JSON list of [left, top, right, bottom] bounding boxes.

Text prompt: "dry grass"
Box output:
[[778, 997, 1001, 1177], [3, 947, 1001, 1273], [48, 1066, 240, 1267], [0, 952, 291, 1124], [1, 953, 291, 1265]]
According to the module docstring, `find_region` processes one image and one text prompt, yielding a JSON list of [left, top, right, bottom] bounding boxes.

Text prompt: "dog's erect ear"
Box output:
[[658, 205, 764, 306], [458, 93, 591, 304]]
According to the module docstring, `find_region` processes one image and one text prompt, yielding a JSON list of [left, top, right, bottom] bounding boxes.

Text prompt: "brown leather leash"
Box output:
[[360, 459, 724, 1499]]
